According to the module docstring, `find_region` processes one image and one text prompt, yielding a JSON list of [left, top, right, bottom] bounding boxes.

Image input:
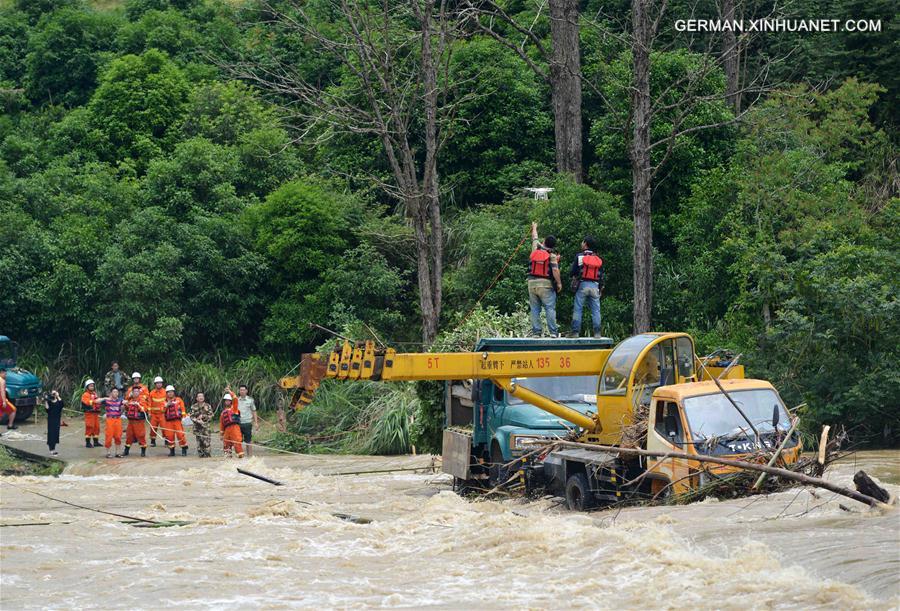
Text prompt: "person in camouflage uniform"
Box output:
[[103, 361, 128, 396], [189, 392, 214, 458]]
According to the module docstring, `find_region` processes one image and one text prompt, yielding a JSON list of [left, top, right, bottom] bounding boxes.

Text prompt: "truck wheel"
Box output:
[[565, 473, 595, 511]]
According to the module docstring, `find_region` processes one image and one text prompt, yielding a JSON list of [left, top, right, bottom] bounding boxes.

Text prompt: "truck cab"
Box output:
[[0, 336, 42, 424], [539, 333, 800, 508], [646, 379, 800, 496], [445, 337, 614, 464]]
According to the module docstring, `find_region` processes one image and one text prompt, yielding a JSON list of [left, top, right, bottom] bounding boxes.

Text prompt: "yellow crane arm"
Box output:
[[279, 340, 609, 431]]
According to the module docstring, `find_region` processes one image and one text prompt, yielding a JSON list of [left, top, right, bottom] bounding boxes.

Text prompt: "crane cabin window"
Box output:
[[600, 334, 658, 395]]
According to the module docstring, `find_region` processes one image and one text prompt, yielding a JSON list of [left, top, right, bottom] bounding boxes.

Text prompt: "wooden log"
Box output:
[[541, 440, 889, 508], [853, 471, 890, 504]]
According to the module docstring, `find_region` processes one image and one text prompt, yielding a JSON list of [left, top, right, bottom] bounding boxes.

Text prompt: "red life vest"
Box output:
[[528, 248, 552, 278], [125, 401, 145, 420], [223, 409, 240, 427], [164, 398, 183, 421], [580, 251, 603, 281]]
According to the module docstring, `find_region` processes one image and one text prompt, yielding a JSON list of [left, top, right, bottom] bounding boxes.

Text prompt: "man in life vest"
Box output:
[[123, 386, 149, 457], [162, 385, 188, 456], [568, 235, 605, 338], [527, 222, 562, 337], [569, 236, 603, 337], [103, 388, 125, 458], [220, 393, 244, 458], [0, 368, 17, 432], [81, 379, 106, 448], [147, 375, 167, 448]]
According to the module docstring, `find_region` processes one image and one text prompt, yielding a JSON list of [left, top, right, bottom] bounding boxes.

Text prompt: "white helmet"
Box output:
[[165, 385, 175, 392], [132, 372, 141, 379], [154, 376, 164, 384], [84, 379, 95, 388], [223, 394, 233, 401]]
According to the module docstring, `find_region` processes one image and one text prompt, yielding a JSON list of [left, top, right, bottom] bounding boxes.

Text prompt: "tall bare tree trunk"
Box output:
[[416, 0, 442, 345], [630, 0, 653, 333], [721, 0, 741, 113], [549, 0, 583, 182]]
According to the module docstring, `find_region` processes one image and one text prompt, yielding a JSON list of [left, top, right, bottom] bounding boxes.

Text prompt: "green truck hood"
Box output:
[[502, 401, 594, 428], [5, 367, 42, 394]]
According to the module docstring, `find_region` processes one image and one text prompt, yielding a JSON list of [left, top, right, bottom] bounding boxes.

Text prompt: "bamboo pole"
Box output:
[[541, 440, 889, 508], [752, 416, 801, 489]]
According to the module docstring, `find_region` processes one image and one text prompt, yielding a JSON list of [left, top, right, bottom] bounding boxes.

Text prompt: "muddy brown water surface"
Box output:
[[1, 450, 898, 609]]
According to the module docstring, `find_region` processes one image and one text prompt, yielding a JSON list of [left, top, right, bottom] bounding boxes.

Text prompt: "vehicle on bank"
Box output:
[[0, 336, 43, 424], [281, 332, 800, 510]]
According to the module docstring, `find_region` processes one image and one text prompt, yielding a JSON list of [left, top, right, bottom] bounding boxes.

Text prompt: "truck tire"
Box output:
[[565, 472, 595, 511]]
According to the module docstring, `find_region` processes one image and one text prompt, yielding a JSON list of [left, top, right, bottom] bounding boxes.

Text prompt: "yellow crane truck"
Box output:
[[281, 332, 801, 510]]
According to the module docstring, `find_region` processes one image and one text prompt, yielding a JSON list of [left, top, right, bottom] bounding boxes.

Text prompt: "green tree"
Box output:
[[24, 7, 121, 105], [116, 8, 201, 60], [441, 37, 554, 205], [87, 49, 190, 168], [245, 178, 358, 349]]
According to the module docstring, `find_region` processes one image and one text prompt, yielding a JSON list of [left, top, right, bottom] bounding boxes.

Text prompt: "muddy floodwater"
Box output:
[[1, 451, 898, 609]]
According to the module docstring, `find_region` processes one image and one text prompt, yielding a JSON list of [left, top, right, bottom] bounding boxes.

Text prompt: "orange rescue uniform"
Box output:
[[148, 387, 167, 444], [163, 396, 187, 448], [220, 407, 243, 457], [125, 395, 149, 449], [81, 390, 103, 440], [105, 418, 123, 447]]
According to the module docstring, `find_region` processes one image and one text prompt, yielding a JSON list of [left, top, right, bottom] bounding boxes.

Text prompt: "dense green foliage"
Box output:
[[0, 0, 895, 450]]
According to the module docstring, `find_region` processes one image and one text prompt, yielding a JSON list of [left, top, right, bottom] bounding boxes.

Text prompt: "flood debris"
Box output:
[[853, 471, 891, 504], [237, 467, 284, 486]]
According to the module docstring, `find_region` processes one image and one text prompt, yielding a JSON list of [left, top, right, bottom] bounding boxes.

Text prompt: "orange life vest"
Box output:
[[528, 248, 552, 278], [580, 251, 603, 281]]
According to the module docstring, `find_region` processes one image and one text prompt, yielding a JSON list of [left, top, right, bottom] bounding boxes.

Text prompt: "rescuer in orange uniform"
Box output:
[[103, 388, 125, 458], [0, 368, 18, 432], [147, 375, 167, 448], [123, 386, 149, 457], [81, 379, 106, 448], [220, 393, 243, 458], [162, 385, 188, 456]]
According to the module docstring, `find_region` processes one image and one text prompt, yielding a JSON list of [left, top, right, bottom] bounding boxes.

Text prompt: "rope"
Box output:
[[1, 480, 161, 524], [455, 228, 531, 331]]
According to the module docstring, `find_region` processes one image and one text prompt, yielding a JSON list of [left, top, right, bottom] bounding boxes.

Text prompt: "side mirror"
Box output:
[[471, 381, 481, 404], [772, 404, 780, 429]]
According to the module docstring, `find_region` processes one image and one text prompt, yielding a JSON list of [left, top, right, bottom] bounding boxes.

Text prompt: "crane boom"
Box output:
[[279, 340, 611, 431]]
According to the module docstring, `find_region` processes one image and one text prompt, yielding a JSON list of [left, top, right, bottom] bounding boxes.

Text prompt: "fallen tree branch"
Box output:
[[237, 468, 284, 486], [539, 440, 891, 508]]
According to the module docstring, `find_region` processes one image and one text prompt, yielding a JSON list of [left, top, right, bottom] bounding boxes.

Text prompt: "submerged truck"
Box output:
[[445, 337, 613, 466], [0, 336, 42, 424], [282, 332, 800, 509]]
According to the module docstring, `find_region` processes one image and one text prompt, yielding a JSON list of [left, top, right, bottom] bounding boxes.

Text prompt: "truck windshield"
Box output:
[[599, 334, 657, 395], [0, 342, 14, 368], [683, 389, 791, 441], [509, 376, 598, 404]]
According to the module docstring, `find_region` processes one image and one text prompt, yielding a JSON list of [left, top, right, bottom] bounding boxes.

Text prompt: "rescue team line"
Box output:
[[674, 19, 882, 32], [51, 405, 440, 474]]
